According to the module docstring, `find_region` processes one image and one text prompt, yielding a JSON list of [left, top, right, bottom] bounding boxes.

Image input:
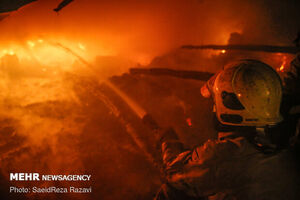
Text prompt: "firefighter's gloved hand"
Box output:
[[150, 127, 180, 148], [159, 127, 186, 170], [142, 117, 185, 168], [142, 114, 181, 149]]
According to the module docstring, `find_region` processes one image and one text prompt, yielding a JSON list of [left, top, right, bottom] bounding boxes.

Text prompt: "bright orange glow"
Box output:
[[0, 38, 113, 70], [0, 0, 258, 66], [8, 50, 15, 55], [277, 55, 287, 72], [27, 40, 36, 48], [209, 47, 231, 57], [78, 43, 86, 51], [0, 1, 294, 199]]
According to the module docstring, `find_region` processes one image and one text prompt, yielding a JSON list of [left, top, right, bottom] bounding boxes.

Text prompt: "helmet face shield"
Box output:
[[221, 91, 245, 110], [208, 60, 283, 126]]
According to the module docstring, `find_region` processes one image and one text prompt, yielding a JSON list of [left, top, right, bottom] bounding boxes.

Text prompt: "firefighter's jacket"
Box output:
[[158, 54, 300, 199], [161, 131, 299, 200]]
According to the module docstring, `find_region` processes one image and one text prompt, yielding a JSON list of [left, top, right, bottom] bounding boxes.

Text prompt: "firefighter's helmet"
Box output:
[[201, 60, 283, 126]]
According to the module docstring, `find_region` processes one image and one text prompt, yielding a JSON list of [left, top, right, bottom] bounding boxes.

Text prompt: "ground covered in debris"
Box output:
[[0, 65, 217, 200]]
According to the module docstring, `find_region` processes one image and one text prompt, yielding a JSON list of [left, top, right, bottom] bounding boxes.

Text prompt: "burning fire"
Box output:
[[78, 43, 86, 51], [0, 38, 109, 71], [0, 1, 296, 199]]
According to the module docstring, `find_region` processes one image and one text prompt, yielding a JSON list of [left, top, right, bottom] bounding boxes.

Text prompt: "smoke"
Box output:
[[0, 0, 298, 72], [1, 0, 298, 65], [0, 0, 298, 199]]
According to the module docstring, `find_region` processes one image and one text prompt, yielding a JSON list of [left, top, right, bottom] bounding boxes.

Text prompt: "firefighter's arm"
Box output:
[[159, 128, 186, 166], [167, 139, 227, 197], [142, 114, 187, 166]]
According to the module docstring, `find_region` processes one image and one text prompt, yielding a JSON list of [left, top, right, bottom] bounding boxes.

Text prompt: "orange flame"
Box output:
[[0, 38, 108, 71], [277, 55, 287, 72]]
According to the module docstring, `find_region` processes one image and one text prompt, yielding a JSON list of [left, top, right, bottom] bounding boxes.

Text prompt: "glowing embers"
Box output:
[[2, 49, 15, 55], [186, 118, 192, 127], [277, 55, 287, 72], [1, 47, 30, 61], [0, 39, 90, 70], [78, 43, 86, 51], [27, 40, 36, 48]]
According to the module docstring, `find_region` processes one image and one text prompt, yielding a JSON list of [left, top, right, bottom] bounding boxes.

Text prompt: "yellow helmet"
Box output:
[[201, 60, 283, 126]]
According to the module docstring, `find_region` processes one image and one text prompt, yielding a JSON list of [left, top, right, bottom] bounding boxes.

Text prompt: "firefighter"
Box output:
[[154, 59, 300, 200]]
